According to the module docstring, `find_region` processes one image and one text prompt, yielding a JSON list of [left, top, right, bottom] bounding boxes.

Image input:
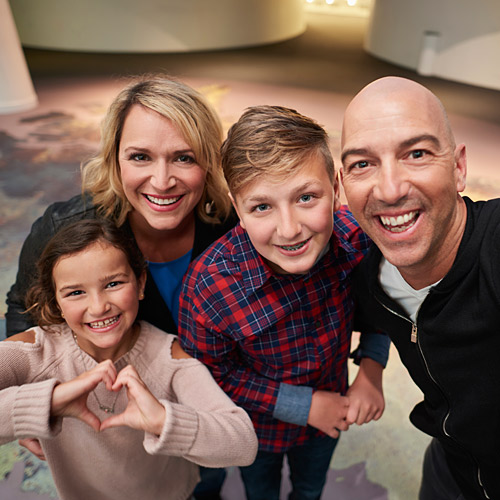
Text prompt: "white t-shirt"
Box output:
[[379, 257, 440, 323]]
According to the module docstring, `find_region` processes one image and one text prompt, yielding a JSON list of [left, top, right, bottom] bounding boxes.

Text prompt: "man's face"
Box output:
[[341, 92, 467, 283]]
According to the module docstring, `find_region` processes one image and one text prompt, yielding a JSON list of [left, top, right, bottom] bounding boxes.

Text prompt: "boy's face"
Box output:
[[230, 155, 340, 275]]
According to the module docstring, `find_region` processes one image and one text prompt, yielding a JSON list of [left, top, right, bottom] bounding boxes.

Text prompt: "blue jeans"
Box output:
[[193, 466, 226, 500], [239, 435, 339, 500]]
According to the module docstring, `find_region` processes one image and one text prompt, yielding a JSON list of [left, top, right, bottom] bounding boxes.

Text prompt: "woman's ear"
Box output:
[[138, 270, 147, 300]]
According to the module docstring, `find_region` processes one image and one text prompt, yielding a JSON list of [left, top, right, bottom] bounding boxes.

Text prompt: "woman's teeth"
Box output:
[[145, 195, 181, 206]]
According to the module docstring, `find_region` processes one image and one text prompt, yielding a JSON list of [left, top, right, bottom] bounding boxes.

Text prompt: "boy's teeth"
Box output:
[[281, 241, 306, 251], [380, 211, 418, 232], [89, 316, 119, 328], [146, 195, 181, 206]]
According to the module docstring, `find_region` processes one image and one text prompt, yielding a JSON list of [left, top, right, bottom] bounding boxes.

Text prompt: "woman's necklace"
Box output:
[[72, 333, 121, 414]]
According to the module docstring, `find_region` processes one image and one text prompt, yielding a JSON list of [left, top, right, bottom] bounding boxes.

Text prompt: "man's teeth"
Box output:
[[89, 316, 119, 328], [281, 241, 307, 251], [380, 211, 418, 232], [146, 195, 181, 206]]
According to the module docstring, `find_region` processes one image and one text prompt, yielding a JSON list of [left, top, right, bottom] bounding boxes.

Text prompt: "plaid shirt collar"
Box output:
[[225, 217, 362, 295]]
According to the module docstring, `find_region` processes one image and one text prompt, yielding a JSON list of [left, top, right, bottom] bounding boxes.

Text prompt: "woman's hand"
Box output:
[[51, 360, 117, 432], [100, 365, 165, 436]]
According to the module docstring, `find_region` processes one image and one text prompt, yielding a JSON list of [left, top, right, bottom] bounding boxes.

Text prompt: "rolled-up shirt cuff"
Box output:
[[272, 383, 313, 427], [350, 332, 391, 367]]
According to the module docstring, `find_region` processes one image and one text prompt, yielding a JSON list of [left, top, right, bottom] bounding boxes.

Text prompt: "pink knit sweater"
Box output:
[[0, 321, 257, 500]]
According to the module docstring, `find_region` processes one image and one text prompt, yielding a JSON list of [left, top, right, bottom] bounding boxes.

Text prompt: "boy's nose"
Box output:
[[276, 209, 301, 240]]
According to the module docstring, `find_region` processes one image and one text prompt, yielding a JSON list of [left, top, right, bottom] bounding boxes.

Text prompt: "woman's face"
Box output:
[[118, 104, 206, 234]]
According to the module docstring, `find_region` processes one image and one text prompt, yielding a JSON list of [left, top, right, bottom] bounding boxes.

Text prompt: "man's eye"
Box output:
[[353, 160, 369, 169], [410, 150, 426, 159]]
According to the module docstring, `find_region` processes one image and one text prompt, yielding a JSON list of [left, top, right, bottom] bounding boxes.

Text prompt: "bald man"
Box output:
[[341, 77, 499, 500]]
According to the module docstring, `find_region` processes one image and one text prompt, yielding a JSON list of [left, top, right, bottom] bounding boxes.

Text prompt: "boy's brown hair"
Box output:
[[221, 105, 335, 195]]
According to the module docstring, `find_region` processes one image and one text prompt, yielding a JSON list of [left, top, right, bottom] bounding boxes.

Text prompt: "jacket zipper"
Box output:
[[375, 296, 490, 499]]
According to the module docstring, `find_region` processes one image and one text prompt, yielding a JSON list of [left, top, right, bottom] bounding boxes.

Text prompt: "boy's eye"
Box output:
[[253, 203, 270, 213], [299, 194, 313, 203]]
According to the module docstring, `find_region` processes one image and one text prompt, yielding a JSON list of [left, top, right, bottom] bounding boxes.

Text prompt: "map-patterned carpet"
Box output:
[[1, 75, 499, 499]]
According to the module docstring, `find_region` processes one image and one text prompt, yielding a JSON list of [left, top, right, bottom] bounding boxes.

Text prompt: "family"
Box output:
[[2, 74, 498, 500]]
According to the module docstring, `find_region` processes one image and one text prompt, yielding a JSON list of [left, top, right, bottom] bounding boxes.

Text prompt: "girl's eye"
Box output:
[[106, 281, 123, 289], [67, 290, 84, 297]]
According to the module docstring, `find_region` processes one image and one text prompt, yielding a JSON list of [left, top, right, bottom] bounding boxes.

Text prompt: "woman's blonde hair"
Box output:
[[81, 75, 231, 226]]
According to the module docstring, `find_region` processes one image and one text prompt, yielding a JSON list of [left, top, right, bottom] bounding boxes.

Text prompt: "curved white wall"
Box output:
[[10, 0, 306, 53], [365, 0, 500, 91]]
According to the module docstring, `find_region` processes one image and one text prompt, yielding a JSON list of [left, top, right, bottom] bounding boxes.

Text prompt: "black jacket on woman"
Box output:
[[352, 196, 500, 500], [6, 194, 236, 337]]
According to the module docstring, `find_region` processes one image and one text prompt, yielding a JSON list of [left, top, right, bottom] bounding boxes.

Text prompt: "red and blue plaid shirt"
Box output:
[[179, 206, 375, 452]]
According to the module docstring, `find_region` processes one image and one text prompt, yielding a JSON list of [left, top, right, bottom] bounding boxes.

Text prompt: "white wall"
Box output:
[[364, 0, 500, 91], [10, 0, 306, 53]]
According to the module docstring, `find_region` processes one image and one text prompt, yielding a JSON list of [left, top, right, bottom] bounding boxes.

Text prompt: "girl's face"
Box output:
[[53, 241, 146, 362], [118, 104, 207, 235]]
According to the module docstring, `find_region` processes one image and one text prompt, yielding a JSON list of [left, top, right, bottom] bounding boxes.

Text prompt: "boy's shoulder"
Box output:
[[333, 205, 371, 254]]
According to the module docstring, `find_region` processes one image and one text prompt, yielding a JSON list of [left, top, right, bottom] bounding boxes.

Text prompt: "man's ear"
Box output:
[[333, 171, 341, 212], [454, 144, 467, 193], [228, 191, 245, 229]]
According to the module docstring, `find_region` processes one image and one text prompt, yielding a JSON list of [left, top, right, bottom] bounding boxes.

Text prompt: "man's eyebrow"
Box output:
[[341, 148, 369, 164], [341, 134, 441, 165], [400, 134, 441, 149]]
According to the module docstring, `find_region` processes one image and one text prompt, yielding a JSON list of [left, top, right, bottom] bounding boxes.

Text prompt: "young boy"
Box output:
[[178, 106, 390, 500]]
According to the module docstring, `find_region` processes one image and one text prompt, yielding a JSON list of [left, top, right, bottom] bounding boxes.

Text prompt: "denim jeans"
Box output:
[[239, 435, 339, 500], [193, 466, 226, 500]]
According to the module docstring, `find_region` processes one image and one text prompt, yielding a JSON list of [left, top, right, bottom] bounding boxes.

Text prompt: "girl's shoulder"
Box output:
[[3, 329, 37, 344]]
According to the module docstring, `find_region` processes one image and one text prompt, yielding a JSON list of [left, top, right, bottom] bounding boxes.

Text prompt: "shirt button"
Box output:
[[315, 320, 321, 328]]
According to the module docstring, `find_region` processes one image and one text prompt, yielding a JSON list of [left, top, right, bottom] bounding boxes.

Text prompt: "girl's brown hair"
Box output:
[[26, 219, 146, 329]]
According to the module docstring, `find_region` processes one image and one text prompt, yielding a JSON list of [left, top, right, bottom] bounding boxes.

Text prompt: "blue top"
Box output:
[[148, 249, 193, 327]]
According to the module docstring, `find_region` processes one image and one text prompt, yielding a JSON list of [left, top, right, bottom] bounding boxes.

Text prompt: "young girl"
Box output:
[[0, 219, 257, 500]]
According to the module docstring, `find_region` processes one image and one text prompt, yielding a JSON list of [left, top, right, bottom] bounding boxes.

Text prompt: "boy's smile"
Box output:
[[231, 155, 339, 275]]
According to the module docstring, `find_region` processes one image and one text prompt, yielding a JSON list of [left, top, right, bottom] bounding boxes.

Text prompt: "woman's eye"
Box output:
[[176, 154, 195, 164], [129, 153, 150, 162]]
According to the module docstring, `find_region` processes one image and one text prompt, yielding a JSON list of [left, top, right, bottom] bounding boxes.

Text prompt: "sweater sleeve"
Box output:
[[142, 361, 257, 468]]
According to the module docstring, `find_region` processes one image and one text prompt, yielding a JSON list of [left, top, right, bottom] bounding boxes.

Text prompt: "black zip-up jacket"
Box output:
[[6, 193, 236, 337], [353, 196, 500, 500]]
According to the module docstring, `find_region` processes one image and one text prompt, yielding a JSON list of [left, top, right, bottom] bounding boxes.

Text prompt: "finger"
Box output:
[[19, 438, 46, 461], [78, 409, 102, 433], [100, 413, 127, 431]]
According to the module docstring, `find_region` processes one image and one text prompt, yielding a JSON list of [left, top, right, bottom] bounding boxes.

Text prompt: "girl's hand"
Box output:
[[18, 438, 46, 461], [51, 360, 117, 432], [99, 365, 165, 436]]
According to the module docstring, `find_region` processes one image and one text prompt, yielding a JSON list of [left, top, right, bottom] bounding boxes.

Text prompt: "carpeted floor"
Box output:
[[1, 8, 499, 500]]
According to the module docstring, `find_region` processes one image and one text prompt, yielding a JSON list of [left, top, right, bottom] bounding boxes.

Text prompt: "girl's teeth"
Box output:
[[89, 316, 119, 328]]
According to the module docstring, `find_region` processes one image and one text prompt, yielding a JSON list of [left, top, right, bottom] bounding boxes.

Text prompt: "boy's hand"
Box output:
[[51, 359, 117, 432], [99, 365, 166, 436], [346, 357, 385, 425], [307, 390, 350, 438]]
